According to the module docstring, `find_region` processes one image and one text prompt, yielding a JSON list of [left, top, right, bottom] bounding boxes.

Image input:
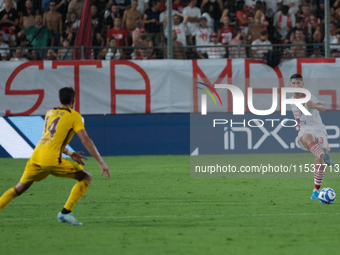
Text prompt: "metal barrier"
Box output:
[[1, 43, 339, 61]]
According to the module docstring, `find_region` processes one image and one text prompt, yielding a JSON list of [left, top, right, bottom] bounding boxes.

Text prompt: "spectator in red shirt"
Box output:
[[106, 16, 128, 46], [219, 16, 234, 45], [236, 0, 251, 34]]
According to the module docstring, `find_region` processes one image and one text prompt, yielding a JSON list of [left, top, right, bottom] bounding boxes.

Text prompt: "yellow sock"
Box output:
[[0, 187, 18, 211], [64, 180, 91, 211]]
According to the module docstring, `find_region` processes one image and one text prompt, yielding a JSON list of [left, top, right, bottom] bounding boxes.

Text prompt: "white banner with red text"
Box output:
[[0, 58, 339, 116]]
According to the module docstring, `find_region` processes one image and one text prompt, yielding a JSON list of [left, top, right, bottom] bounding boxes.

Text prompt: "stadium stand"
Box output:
[[0, 0, 339, 60]]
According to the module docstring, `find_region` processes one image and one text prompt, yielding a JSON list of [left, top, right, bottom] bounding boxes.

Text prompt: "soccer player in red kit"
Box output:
[[289, 74, 335, 199]]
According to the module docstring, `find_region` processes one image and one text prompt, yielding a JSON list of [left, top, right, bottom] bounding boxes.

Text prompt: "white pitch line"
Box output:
[[1, 212, 340, 222]]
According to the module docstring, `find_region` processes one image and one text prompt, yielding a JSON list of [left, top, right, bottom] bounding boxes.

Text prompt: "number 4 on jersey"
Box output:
[[44, 116, 61, 138]]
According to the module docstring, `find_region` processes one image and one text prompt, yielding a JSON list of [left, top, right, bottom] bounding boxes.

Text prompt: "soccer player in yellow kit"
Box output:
[[0, 87, 111, 225]]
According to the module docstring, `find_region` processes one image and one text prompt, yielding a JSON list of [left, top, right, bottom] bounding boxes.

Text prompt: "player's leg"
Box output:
[[311, 155, 326, 199], [0, 159, 49, 211], [52, 160, 92, 226], [57, 170, 92, 226], [299, 134, 334, 167], [0, 182, 33, 211], [62, 169, 92, 214]]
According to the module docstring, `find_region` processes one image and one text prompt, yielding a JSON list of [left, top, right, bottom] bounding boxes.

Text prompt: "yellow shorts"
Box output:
[[20, 158, 84, 183]]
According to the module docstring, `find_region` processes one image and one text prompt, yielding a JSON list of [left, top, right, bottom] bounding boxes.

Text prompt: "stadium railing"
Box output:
[[1, 43, 338, 61]]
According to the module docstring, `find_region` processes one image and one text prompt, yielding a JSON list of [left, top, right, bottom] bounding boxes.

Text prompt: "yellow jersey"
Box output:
[[31, 107, 85, 165]]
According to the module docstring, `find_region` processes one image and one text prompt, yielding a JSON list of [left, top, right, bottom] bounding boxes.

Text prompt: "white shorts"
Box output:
[[297, 129, 330, 152]]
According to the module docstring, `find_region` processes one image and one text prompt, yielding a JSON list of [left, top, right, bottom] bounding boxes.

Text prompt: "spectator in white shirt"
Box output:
[[190, 16, 213, 58], [330, 31, 340, 51], [251, 30, 272, 58], [182, 0, 201, 40], [274, 5, 295, 43], [172, 13, 188, 46], [329, 22, 338, 45], [207, 32, 226, 58], [201, 11, 214, 31], [0, 31, 9, 60], [137, 0, 149, 14], [159, 1, 179, 43]]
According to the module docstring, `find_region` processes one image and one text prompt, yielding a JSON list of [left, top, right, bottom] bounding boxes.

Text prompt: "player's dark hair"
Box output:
[[59, 87, 75, 105], [290, 73, 303, 81]]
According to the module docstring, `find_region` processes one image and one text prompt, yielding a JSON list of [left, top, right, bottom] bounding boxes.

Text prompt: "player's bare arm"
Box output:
[[306, 101, 326, 112], [77, 129, 111, 178]]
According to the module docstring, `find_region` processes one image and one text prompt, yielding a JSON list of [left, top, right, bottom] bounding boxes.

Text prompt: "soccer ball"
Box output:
[[318, 187, 336, 204]]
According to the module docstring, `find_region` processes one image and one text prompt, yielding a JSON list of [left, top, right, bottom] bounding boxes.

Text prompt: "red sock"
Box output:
[[314, 164, 325, 190], [308, 141, 324, 160]]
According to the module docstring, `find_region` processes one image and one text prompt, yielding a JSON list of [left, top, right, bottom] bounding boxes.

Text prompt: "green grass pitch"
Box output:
[[1, 153, 340, 255]]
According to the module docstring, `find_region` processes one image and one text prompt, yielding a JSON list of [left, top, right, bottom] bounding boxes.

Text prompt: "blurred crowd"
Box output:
[[0, 0, 339, 61]]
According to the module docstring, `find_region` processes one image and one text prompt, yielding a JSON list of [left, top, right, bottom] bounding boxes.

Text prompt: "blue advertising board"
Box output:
[[190, 111, 340, 155], [1, 111, 339, 158], [0, 114, 190, 158]]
